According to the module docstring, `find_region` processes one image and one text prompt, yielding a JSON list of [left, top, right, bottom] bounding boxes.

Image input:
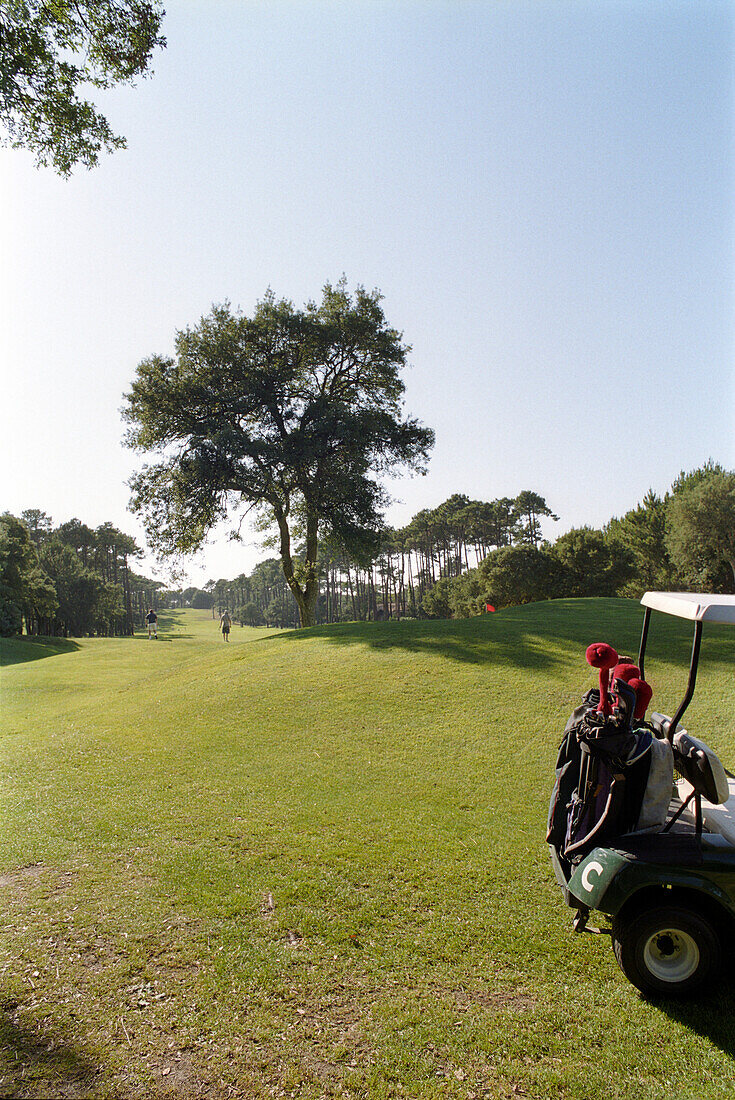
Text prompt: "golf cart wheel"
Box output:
[[612, 905, 720, 996]]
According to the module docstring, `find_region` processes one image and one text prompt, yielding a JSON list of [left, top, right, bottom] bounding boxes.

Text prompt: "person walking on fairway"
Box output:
[[146, 608, 158, 639], [221, 610, 231, 642]]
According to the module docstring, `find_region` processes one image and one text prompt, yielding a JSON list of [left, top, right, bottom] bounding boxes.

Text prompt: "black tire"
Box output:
[[612, 905, 720, 997]]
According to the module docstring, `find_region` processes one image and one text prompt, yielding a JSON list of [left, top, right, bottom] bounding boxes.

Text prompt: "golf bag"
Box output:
[[547, 689, 673, 863]]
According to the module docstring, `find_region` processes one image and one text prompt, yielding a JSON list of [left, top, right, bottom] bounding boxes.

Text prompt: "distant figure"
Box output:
[[146, 608, 158, 639], [220, 610, 231, 642]]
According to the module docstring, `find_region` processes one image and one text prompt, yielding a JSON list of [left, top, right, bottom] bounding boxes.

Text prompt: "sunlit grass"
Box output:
[[1, 603, 734, 1098]]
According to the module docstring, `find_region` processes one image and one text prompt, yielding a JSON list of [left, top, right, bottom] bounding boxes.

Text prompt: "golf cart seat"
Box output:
[[649, 712, 729, 801], [648, 711, 678, 741], [688, 778, 735, 846], [669, 727, 731, 806], [667, 726, 735, 845]]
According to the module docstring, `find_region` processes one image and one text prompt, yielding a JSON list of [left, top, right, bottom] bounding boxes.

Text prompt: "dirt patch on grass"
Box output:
[[469, 989, 536, 1013], [447, 987, 538, 1015], [0, 863, 46, 889], [123, 1051, 215, 1100], [0, 862, 79, 902]]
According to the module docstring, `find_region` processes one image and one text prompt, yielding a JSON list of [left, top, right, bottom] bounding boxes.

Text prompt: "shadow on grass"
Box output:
[[156, 609, 190, 632], [134, 609, 195, 640], [654, 975, 735, 1058], [0, 637, 81, 668], [272, 598, 735, 672], [0, 1005, 101, 1097]]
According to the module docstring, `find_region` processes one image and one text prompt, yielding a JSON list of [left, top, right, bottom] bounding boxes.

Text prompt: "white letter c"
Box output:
[[581, 860, 604, 892]]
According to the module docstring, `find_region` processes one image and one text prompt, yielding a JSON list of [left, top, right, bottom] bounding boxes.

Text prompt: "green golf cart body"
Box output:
[[550, 592, 735, 996]]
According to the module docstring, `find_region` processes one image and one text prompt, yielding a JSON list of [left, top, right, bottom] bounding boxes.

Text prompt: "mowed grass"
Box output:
[[1, 601, 734, 1099]]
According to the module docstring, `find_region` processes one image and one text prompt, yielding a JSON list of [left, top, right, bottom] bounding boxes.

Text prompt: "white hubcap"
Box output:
[[643, 927, 700, 984]]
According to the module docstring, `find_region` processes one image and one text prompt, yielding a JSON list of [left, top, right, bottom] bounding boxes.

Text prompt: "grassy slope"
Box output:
[[1, 602, 734, 1099]]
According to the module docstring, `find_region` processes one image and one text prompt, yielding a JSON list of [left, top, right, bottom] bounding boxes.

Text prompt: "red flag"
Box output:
[[486, 603, 496, 613]]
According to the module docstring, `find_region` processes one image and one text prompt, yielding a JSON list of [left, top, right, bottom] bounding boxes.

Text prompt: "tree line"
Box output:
[[163, 489, 557, 629], [0, 510, 165, 637], [161, 461, 735, 628], [420, 462, 734, 619], [3, 461, 732, 637]]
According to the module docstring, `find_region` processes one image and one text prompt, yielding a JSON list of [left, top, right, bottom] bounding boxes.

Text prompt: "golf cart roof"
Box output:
[[641, 591, 735, 624]]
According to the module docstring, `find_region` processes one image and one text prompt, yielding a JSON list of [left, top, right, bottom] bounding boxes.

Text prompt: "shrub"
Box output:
[[476, 546, 561, 609]]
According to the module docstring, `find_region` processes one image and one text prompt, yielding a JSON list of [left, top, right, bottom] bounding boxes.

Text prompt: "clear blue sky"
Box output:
[[2, 0, 733, 586]]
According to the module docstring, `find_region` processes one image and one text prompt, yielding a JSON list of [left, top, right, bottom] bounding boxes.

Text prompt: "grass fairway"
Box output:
[[1, 601, 734, 1099]]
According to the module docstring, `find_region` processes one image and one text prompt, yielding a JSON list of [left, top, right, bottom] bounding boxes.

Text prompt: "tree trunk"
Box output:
[[347, 567, 357, 620], [274, 505, 317, 627], [303, 511, 320, 625]]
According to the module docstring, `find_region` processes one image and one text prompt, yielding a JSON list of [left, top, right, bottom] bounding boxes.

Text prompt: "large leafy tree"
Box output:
[[0, 0, 165, 175], [123, 283, 434, 626], [0, 512, 57, 635], [40, 540, 105, 635], [666, 463, 735, 589], [476, 545, 561, 609], [604, 490, 680, 595], [551, 526, 636, 597]]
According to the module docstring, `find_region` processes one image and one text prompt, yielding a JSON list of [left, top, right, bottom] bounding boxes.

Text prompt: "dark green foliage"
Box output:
[[0, 0, 166, 174], [20, 507, 52, 546], [40, 541, 113, 636], [421, 569, 483, 619], [56, 517, 98, 568], [237, 601, 265, 627], [666, 463, 735, 590], [191, 589, 214, 610], [449, 568, 485, 617], [0, 512, 57, 635], [420, 576, 453, 619], [670, 459, 728, 495], [264, 591, 299, 628], [0, 582, 22, 636], [476, 545, 561, 609], [514, 490, 559, 548], [550, 526, 636, 598], [1, 510, 164, 636], [605, 490, 680, 596], [123, 282, 434, 626]]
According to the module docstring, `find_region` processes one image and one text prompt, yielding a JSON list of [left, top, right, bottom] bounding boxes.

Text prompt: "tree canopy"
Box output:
[[514, 490, 558, 548], [604, 490, 678, 595], [0, 0, 165, 174], [0, 510, 165, 637], [123, 283, 435, 626], [550, 526, 635, 597], [666, 463, 735, 587], [476, 545, 560, 609], [0, 512, 57, 634]]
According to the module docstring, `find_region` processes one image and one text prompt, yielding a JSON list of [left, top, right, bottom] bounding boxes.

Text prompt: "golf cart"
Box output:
[[548, 592, 735, 996]]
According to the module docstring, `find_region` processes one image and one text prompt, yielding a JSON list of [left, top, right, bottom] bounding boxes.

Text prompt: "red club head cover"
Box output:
[[628, 677, 653, 722], [612, 662, 640, 684], [586, 643, 619, 669], [585, 643, 619, 714]]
